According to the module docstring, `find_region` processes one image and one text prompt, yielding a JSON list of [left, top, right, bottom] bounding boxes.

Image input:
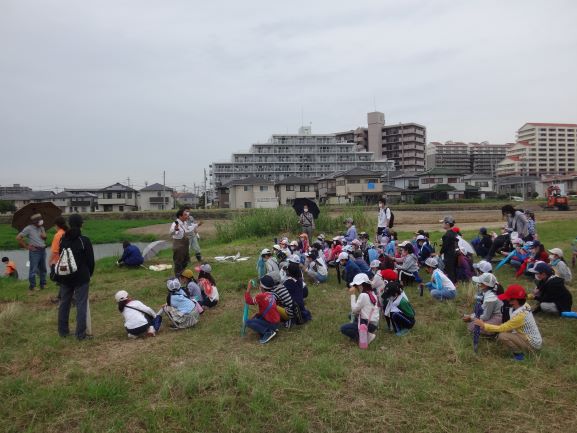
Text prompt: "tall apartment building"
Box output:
[[210, 126, 394, 188], [0, 184, 32, 195], [366, 112, 427, 171], [496, 123, 577, 177], [426, 141, 511, 175]]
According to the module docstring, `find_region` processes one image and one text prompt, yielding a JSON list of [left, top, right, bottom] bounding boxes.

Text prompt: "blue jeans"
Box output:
[[340, 320, 377, 341], [28, 249, 47, 289], [58, 282, 90, 339], [306, 269, 328, 283], [429, 287, 456, 301], [245, 318, 278, 336]]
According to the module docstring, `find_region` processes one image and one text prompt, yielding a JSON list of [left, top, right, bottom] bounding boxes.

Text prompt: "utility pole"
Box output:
[[203, 168, 207, 209], [163, 170, 166, 211]]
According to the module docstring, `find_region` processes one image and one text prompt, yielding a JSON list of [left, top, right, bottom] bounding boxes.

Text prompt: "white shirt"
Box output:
[[378, 207, 391, 228], [169, 219, 194, 240], [121, 300, 156, 330], [350, 292, 380, 325]]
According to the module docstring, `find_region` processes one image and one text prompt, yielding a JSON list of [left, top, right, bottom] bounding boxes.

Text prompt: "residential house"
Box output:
[[334, 168, 388, 204], [173, 192, 200, 209], [138, 183, 175, 211], [0, 191, 55, 211], [221, 177, 278, 209], [463, 174, 496, 199], [317, 171, 342, 204], [97, 183, 138, 212], [275, 176, 318, 206], [541, 173, 577, 195], [52, 191, 98, 213]]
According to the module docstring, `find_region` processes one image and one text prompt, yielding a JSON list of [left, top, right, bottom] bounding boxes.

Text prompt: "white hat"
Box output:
[[114, 290, 129, 303], [290, 240, 299, 247], [473, 260, 492, 273], [261, 248, 272, 256], [398, 240, 410, 247], [472, 272, 497, 288], [416, 235, 426, 241], [424, 257, 438, 268], [337, 252, 349, 261], [199, 263, 212, 273], [343, 245, 353, 252], [548, 248, 564, 258], [167, 279, 181, 291], [273, 244, 281, 251], [349, 273, 370, 287], [511, 238, 524, 245], [370, 259, 381, 268], [288, 254, 301, 264], [351, 239, 362, 246]]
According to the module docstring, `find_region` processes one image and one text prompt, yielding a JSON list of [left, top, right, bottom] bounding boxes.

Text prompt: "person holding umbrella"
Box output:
[[16, 213, 47, 292], [298, 204, 315, 241]]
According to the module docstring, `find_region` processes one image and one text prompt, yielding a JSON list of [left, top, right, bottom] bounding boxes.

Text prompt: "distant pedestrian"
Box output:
[[170, 209, 194, 276], [56, 214, 95, 340], [376, 198, 392, 241], [16, 213, 47, 292], [117, 241, 144, 267], [439, 215, 458, 283], [299, 205, 315, 240], [2, 257, 18, 279]]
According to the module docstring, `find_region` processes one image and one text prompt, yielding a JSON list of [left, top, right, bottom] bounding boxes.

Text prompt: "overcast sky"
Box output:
[[1, 0, 576, 191]]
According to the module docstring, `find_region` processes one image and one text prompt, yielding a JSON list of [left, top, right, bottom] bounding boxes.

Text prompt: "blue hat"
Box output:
[[529, 262, 553, 275]]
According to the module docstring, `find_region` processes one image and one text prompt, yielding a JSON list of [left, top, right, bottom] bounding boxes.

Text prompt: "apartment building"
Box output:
[[426, 141, 511, 174], [0, 184, 32, 195], [496, 123, 577, 177], [210, 126, 393, 188]]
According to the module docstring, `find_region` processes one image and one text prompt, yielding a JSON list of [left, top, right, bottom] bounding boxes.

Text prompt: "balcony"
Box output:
[[149, 197, 170, 204]]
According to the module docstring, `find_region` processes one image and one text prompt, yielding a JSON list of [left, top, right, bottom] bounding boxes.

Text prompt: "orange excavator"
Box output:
[[546, 185, 569, 210]]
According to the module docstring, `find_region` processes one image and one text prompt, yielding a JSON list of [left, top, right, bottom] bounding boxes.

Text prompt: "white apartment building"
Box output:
[[496, 123, 577, 177], [210, 126, 394, 188], [426, 141, 511, 174]]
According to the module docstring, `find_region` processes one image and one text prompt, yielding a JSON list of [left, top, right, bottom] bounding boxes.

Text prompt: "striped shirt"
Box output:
[[484, 303, 542, 349]]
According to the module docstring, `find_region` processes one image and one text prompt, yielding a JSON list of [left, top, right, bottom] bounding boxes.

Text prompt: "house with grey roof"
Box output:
[[0, 191, 55, 211], [138, 183, 175, 211], [97, 183, 138, 212], [218, 177, 278, 209], [275, 176, 318, 205], [53, 191, 98, 213]]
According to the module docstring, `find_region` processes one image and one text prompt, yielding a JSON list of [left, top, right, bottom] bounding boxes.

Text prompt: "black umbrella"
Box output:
[[292, 198, 320, 219], [11, 202, 62, 232]]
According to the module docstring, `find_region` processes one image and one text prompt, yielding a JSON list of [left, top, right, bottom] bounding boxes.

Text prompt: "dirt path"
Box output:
[[126, 219, 225, 239]]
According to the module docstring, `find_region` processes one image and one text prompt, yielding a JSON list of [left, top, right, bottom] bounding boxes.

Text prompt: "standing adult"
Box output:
[[299, 205, 315, 241], [377, 198, 392, 241], [183, 206, 203, 263], [16, 213, 47, 293], [56, 214, 95, 340], [170, 209, 194, 276], [485, 205, 530, 260], [439, 215, 458, 283], [50, 216, 68, 301]]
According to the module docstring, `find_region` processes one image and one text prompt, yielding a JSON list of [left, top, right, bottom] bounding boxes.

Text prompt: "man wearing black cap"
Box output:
[[55, 214, 95, 340]]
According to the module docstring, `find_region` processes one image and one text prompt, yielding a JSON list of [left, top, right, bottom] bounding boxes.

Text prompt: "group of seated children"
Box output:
[[114, 263, 219, 338]]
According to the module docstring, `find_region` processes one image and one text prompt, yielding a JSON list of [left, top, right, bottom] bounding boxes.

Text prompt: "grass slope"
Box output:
[[0, 221, 576, 433], [0, 219, 168, 250]]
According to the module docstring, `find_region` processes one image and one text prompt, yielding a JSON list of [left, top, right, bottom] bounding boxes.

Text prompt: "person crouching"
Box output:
[[340, 273, 380, 345], [115, 290, 158, 338]]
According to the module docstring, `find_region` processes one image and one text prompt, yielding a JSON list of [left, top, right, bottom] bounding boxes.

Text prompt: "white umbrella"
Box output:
[[457, 236, 475, 255], [142, 240, 168, 261]]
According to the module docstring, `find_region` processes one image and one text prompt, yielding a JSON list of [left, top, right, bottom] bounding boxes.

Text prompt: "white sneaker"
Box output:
[[368, 333, 376, 344], [127, 333, 138, 339]]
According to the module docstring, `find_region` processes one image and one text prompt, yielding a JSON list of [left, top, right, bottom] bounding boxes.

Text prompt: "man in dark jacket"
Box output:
[[439, 215, 458, 283], [56, 214, 95, 340], [117, 241, 144, 267], [530, 262, 573, 315]]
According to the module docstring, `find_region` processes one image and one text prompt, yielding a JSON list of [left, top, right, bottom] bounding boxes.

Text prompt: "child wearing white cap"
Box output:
[[115, 290, 158, 338], [423, 257, 456, 301], [340, 273, 379, 344], [548, 248, 572, 283], [463, 273, 503, 334]]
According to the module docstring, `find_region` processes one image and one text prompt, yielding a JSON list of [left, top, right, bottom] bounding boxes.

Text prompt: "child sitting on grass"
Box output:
[[395, 244, 420, 285], [547, 248, 572, 283], [160, 279, 202, 329], [423, 257, 456, 301], [463, 273, 503, 335], [179, 269, 203, 303], [196, 263, 220, 308], [340, 273, 380, 345], [115, 290, 158, 338], [474, 284, 542, 361], [1, 256, 18, 279], [244, 279, 281, 344], [382, 280, 415, 336]]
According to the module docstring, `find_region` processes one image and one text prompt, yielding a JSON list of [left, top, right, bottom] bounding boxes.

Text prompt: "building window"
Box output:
[[243, 185, 253, 192], [300, 185, 310, 192], [260, 186, 268, 192], [348, 179, 360, 184], [447, 177, 460, 183], [119, 205, 124, 212], [244, 202, 252, 209], [286, 185, 294, 191], [117, 192, 122, 199], [128, 192, 132, 199], [106, 193, 112, 199]]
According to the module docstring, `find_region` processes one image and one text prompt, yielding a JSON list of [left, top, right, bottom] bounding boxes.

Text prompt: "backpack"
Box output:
[[387, 208, 395, 228], [55, 237, 84, 277]]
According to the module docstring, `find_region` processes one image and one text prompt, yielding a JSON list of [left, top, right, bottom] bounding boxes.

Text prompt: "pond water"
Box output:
[[0, 242, 169, 281]]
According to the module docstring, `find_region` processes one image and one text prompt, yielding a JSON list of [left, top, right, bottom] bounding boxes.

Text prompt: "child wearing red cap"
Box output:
[[474, 284, 542, 361]]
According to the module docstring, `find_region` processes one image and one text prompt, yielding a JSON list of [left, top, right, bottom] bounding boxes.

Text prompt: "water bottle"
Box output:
[[358, 317, 368, 350]]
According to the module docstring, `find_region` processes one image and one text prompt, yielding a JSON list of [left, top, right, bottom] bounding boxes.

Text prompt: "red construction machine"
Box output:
[[546, 185, 569, 210]]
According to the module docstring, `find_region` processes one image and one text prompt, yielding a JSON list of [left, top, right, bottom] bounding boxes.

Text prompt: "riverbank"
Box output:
[[0, 220, 576, 432]]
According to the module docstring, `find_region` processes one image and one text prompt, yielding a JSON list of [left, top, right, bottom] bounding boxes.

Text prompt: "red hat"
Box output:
[[497, 284, 527, 301], [451, 227, 461, 233], [380, 269, 398, 281]]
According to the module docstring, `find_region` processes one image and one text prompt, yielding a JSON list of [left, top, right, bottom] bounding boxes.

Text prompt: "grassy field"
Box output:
[[0, 219, 168, 250], [0, 219, 576, 433]]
